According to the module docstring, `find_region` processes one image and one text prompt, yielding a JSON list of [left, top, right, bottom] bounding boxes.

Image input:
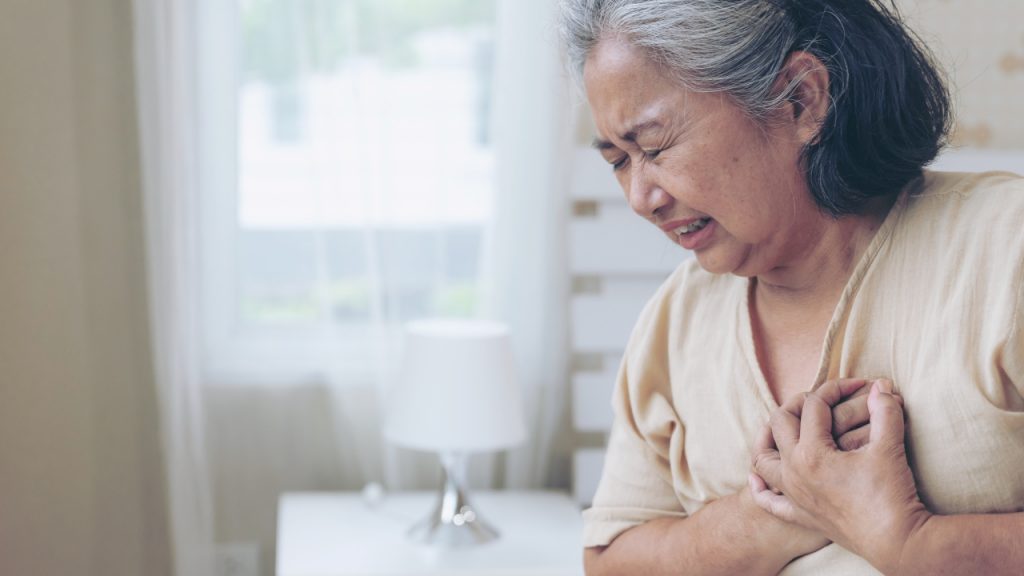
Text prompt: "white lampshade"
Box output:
[[384, 319, 526, 453]]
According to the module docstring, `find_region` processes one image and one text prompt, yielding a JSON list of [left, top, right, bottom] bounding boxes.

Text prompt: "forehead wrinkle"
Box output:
[[591, 116, 668, 150], [621, 119, 663, 142]]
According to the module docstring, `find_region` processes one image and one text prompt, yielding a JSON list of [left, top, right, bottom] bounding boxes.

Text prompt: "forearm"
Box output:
[[585, 491, 813, 576], [889, 513, 1024, 576]]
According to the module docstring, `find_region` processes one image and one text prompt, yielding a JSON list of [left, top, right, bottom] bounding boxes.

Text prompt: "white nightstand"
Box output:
[[276, 491, 585, 576]]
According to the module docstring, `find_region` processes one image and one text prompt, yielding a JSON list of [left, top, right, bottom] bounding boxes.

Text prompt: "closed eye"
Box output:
[[642, 148, 662, 161], [611, 156, 629, 172]]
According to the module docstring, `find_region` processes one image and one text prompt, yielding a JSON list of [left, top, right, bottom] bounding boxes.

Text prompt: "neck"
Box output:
[[755, 196, 894, 311]]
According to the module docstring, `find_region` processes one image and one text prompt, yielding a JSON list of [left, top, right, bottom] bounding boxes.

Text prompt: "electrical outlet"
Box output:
[[215, 542, 260, 576]]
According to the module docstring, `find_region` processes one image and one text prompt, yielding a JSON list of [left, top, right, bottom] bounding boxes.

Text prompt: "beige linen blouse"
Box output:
[[583, 170, 1024, 574]]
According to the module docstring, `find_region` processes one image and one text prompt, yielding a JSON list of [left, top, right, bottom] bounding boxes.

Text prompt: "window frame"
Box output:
[[196, 1, 493, 384]]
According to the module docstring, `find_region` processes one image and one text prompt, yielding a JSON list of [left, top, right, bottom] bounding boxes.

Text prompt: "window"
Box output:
[[204, 0, 497, 381]]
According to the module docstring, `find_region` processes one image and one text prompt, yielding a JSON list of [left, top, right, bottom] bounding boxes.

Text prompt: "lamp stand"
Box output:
[[406, 451, 499, 547]]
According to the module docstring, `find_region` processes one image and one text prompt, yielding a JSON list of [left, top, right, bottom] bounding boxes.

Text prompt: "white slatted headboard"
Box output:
[[930, 148, 1024, 174], [567, 147, 691, 505]]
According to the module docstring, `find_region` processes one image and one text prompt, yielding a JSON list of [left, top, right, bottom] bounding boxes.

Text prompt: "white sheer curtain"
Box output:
[[132, 2, 216, 576], [376, 0, 571, 492], [133, 0, 569, 571], [484, 0, 571, 490]]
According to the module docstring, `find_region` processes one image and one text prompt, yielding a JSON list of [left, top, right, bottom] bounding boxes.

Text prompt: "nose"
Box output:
[[626, 164, 672, 220]]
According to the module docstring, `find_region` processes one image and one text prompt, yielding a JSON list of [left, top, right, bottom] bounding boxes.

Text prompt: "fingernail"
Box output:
[[873, 378, 893, 394]]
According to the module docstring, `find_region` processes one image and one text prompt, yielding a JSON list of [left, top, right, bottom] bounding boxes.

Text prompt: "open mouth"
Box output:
[[673, 217, 712, 236]]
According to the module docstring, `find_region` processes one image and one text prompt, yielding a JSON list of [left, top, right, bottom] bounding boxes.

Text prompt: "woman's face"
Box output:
[[583, 37, 823, 278]]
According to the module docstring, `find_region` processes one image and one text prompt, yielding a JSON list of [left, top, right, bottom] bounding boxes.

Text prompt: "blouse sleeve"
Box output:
[[990, 175, 1024, 400], [1003, 269, 1024, 399], [581, 353, 688, 548]]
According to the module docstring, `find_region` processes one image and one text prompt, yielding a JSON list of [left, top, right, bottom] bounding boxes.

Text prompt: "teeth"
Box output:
[[674, 218, 711, 235]]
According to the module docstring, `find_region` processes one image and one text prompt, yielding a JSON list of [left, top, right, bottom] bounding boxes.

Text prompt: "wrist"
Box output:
[[874, 507, 934, 576], [735, 486, 824, 560]]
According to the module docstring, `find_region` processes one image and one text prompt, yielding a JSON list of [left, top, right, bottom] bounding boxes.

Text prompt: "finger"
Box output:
[[838, 378, 878, 400], [812, 378, 871, 407], [835, 397, 904, 451], [749, 473, 799, 524], [754, 421, 777, 453], [770, 403, 802, 455], [866, 378, 904, 405], [832, 393, 869, 437], [868, 379, 906, 449], [751, 443, 784, 492], [800, 393, 837, 448], [752, 424, 784, 493], [836, 424, 870, 451], [778, 390, 806, 419], [832, 383, 903, 437]]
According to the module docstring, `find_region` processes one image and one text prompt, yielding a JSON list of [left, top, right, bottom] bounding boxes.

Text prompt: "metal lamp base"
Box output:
[[407, 452, 499, 547]]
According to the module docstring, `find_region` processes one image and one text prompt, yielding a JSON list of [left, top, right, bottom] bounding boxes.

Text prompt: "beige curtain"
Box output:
[[0, 1, 171, 575]]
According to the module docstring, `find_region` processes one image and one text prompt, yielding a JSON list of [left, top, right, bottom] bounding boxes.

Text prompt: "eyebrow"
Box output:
[[591, 120, 664, 150]]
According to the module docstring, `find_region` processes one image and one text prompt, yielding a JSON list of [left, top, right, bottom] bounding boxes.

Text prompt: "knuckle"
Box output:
[[836, 432, 852, 450], [876, 401, 904, 418], [821, 380, 842, 401], [795, 446, 824, 472], [851, 381, 872, 398], [832, 404, 851, 427], [781, 395, 803, 414], [752, 450, 774, 473], [838, 428, 868, 451], [834, 401, 868, 433]]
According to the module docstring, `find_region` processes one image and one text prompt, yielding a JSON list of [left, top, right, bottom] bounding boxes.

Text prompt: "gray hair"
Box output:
[[559, 0, 799, 120], [558, 0, 952, 218]]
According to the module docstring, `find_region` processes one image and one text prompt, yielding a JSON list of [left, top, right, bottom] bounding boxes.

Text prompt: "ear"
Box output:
[[776, 51, 830, 146]]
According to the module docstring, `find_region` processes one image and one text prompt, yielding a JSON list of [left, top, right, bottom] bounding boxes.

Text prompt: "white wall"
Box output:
[[0, 1, 171, 575]]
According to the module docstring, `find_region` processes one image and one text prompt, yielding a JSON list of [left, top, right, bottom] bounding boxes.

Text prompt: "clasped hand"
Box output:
[[749, 379, 932, 574]]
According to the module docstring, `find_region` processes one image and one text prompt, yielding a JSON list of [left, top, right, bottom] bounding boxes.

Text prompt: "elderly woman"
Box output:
[[559, 0, 1024, 574]]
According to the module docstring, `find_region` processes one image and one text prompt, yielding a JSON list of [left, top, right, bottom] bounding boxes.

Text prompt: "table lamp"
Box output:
[[384, 319, 526, 547]]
